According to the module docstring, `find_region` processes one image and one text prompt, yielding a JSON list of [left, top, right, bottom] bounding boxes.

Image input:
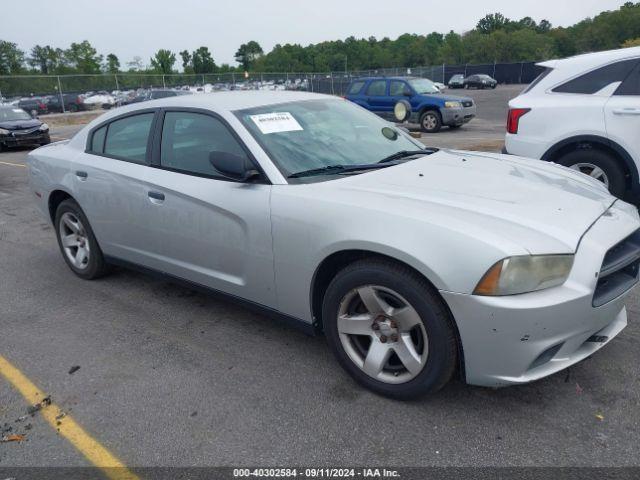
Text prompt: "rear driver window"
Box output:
[[103, 113, 154, 162], [366, 80, 387, 96], [553, 59, 639, 94], [347, 81, 365, 95]]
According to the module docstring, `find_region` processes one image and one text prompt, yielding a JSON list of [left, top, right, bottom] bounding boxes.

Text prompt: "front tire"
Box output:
[[555, 149, 626, 198], [419, 110, 442, 133], [54, 199, 109, 280], [323, 259, 458, 399]]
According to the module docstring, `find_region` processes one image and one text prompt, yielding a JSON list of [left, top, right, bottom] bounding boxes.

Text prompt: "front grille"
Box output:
[[462, 100, 473, 108], [593, 229, 640, 307]]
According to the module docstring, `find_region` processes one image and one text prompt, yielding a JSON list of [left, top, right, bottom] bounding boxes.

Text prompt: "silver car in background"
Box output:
[[27, 91, 640, 399]]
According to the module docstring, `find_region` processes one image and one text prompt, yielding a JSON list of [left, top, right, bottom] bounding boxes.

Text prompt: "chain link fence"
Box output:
[[0, 62, 543, 112]]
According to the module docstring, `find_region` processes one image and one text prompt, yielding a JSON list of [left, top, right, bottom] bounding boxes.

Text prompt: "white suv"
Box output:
[[504, 46, 640, 201]]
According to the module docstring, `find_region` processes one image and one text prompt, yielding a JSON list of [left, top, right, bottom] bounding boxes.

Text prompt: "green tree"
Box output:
[[126, 56, 144, 72], [440, 31, 465, 64], [179, 50, 193, 73], [0, 40, 25, 74], [150, 49, 176, 74], [191, 46, 216, 74], [65, 41, 102, 73], [105, 53, 120, 73], [476, 13, 510, 34], [28, 45, 63, 74], [235, 41, 264, 70]]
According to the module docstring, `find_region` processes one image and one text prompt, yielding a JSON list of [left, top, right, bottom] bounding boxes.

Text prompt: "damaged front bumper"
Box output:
[[0, 130, 50, 148], [441, 200, 640, 387]]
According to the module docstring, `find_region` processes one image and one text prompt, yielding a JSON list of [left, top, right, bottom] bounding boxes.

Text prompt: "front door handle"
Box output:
[[148, 191, 165, 203], [613, 108, 640, 116], [75, 170, 88, 180]]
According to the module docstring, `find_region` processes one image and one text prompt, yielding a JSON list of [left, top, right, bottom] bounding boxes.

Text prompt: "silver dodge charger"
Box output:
[[27, 91, 640, 399]]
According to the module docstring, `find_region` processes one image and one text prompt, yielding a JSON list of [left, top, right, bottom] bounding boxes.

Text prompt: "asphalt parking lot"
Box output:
[[1, 86, 640, 471]]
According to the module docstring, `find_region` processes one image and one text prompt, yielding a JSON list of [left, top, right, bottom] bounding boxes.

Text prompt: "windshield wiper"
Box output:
[[287, 163, 394, 179], [377, 149, 436, 164]]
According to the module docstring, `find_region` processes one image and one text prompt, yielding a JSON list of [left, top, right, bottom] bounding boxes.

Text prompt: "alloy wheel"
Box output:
[[59, 212, 90, 270], [337, 285, 428, 384], [569, 162, 610, 187], [422, 114, 438, 131]]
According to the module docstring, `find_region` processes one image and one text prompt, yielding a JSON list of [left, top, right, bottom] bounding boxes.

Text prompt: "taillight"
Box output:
[[507, 108, 530, 134]]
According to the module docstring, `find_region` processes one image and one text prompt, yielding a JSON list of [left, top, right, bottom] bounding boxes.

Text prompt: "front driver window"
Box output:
[[160, 111, 249, 177]]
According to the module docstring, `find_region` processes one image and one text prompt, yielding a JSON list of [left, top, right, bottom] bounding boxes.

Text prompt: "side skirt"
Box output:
[[104, 255, 318, 336]]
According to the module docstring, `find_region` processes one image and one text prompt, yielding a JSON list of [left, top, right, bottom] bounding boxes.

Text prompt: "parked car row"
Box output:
[[448, 73, 498, 89]]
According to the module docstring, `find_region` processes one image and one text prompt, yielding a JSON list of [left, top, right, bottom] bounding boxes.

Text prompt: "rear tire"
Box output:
[[54, 199, 110, 280], [419, 110, 442, 133], [555, 149, 626, 198], [323, 258, 458, 399]]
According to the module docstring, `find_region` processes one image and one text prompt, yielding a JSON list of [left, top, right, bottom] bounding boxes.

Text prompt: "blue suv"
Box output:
[[345, 76, 476, 133]]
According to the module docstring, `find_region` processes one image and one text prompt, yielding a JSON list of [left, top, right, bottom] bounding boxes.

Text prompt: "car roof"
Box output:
[[352, 76, 418, 81], [75, 91, 337, 138], [103, 90, 333, 116], [538, 46, 640, 71]]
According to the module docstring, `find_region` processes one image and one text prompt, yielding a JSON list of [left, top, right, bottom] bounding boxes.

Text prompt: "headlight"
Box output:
[[38, 123, 49, 131], [474, 255, 574, 296], [444, 101, 462, 109], [0, 127, 9, 135]]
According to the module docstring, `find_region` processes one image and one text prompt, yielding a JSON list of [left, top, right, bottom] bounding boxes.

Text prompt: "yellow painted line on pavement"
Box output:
[[0, 354, 139, 480], [0, 161, 26, 168]]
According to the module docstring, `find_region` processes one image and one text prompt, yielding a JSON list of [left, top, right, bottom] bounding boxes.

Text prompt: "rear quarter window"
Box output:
[[615, 62, 640, 96], [90, 125, 107, 153], [553, 59, 639, 94]]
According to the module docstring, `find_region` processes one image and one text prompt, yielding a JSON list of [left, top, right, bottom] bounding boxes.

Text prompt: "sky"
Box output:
[[0, 0, 629, 68]]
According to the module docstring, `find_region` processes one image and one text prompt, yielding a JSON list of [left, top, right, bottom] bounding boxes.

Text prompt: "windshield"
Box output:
[[0, 108, 31, 122], [236, 98, 424, 181], [408, 78, 440, 94]]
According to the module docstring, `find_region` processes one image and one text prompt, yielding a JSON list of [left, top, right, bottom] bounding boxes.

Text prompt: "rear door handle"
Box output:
[[75, 170, 88, 180], [612, 108, 640, 116], [148, 191, 165, 203]]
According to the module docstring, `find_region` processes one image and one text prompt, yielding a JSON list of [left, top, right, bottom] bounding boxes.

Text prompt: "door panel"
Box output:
[[365, 80, 390, 115], [604, 64, 640, 169], [140, 109, 276, 307], [73, 111, 158, 264], [72, 153, 154, 263], [141, 170, 275, 306]]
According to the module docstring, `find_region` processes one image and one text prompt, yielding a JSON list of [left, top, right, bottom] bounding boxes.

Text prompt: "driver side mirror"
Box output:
[[30, 109, 39, 119], [209, 151, 260, 182]]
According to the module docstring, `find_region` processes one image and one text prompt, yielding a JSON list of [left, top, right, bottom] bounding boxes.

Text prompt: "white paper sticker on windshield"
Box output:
[[12, 109, 23, 113], [250, 112, 303, 134]]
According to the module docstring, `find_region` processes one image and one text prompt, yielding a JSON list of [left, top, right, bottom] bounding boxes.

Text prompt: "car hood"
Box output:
[[324, 150, 615, 254], [0, 119, 42, 130], [422, 93, 473, 103]]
